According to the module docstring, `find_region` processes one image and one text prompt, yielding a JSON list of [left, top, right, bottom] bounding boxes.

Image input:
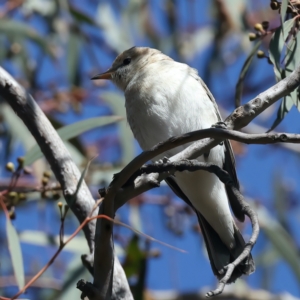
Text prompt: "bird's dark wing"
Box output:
[[165, 176, 254, 281], [196, 77, 245, 222]]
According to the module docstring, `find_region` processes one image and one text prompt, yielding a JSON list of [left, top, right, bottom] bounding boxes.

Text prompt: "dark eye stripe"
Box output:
[[123, 57, 131, 65]]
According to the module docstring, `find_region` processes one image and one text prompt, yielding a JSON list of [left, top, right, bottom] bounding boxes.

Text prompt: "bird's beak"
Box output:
[[91, 67, 116, 80]]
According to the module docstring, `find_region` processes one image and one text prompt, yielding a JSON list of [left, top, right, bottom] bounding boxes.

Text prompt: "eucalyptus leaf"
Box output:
[[284, 30, 300, 111], [280, 0, 288, 32], [269, 19, 295, 80], [67, 33, 82, 85], [0, 19, 54, 57], [24, 115, 123, 166], [6, 219, 25, 290], [235, 40, 262, 107], [258, 205, 300, 282], [123, 235, 144, 278], [267, 96, 293, 132], [19, 230, 89, 253], [69, 4, 97, 26]]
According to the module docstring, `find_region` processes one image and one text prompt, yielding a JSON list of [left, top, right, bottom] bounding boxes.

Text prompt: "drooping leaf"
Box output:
[[24, 115, 123, 166], [19, 230, 89, 253], [0, 19, 54, 57], [235, 40, 262, 107], [258, 205, 300, 283], [6, 219, 25, 290], [47, 114, 85, 155], [123, 235, 145, 278], [67, 33, 82, 85], [269, 19, 295, 80], [280, 0, 288, 32], [284, 29, 300, 111], [69, 4, 97, 26], [267, 95, 293, 132]]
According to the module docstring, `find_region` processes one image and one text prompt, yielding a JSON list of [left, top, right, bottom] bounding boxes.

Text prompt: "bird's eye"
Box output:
[[123, 57, 131, 65]]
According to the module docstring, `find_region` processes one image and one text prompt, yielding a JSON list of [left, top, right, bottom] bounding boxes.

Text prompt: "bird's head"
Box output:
[[91, 47, 171, 90]]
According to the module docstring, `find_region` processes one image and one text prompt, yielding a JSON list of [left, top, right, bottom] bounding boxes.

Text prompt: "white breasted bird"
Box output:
[[92, 47, 255, 283]]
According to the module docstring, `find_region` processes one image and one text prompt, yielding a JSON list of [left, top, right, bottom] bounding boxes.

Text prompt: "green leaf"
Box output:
[[267, 96, 293, 132], [269, 19, 295, 80], [123, 235, 144, 278], [6, 219, 25, 290], [259, 207, 300, 283], [69, 4, 97, 26], [0, 19, 54, 57], [235, 40, 262, 107], [19, 230, 89, 253], [281, 0, 288, 31], [284, 30, 300, 111], [67, 33, 82, 85], [24, 115, 123, 166]]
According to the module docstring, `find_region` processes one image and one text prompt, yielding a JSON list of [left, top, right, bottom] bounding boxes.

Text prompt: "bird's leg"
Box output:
[[154, 156, 170, 165], [211, 121, 227, 146], [211, 121, 227, 129]]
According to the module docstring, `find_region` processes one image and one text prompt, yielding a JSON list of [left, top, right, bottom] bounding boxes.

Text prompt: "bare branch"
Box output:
[[0, 67, 132, 299]]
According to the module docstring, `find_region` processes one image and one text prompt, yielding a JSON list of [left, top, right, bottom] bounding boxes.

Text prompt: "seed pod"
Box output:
[[270, 1, 278, 10], [262, 21, 269, 30], [6, 162, 15, 172], [43, 171, 51, 178], [254, 23, 263, 32], [257, 50, 265, 58], [19, 193, 27, 201], [42, 177, 49, 186], [249, 33, 256, 41]]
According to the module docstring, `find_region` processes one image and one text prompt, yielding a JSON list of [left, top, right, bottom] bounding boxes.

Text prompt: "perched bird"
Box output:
[[91, 47, 255, 283]]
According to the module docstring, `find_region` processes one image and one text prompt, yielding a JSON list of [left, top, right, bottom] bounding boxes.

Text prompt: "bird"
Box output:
[[91, 47, 255, 283]]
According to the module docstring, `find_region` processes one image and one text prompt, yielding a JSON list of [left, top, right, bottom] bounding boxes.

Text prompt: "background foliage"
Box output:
[[1, 0, 300, 299]]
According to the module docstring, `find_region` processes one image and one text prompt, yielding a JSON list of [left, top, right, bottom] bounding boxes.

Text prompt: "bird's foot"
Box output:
[[154, 156, 170, 165], [211, 122, 227, 146], [212, 121, 227, 129]]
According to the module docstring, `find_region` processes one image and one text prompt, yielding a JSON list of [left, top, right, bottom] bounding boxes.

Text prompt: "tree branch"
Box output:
[[0, 67, 132, 299], [93, 62, 300, 299]]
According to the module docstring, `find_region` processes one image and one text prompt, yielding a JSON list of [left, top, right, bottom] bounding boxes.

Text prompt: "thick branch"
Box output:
[[114, 129, 300, 208], [0, 67, 132, 299]]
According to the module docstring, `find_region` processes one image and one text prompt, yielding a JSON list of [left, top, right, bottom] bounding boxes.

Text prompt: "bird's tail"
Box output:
[[197, 212, 255, 283]]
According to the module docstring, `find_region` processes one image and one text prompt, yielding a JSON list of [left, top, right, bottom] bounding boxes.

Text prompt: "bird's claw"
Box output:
[[212, 121, 227, 129], [154, 156, 170, 165]]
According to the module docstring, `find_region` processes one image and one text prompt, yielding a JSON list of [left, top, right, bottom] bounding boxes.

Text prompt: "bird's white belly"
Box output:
[[125, 72, 235, 247]]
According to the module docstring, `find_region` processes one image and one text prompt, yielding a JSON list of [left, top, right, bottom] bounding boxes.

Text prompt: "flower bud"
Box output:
[[270, 1, 278, 10], [6, 162, 15, 172], [42, 177, 49, 186], [257, 50, 265, 58], [254, 23, 263, 32], [43, 171, 51, 178], [249, 33, 256, 41]]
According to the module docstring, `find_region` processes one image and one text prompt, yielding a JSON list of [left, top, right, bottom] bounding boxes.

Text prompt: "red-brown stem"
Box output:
[[6, 211, 183, 299]]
